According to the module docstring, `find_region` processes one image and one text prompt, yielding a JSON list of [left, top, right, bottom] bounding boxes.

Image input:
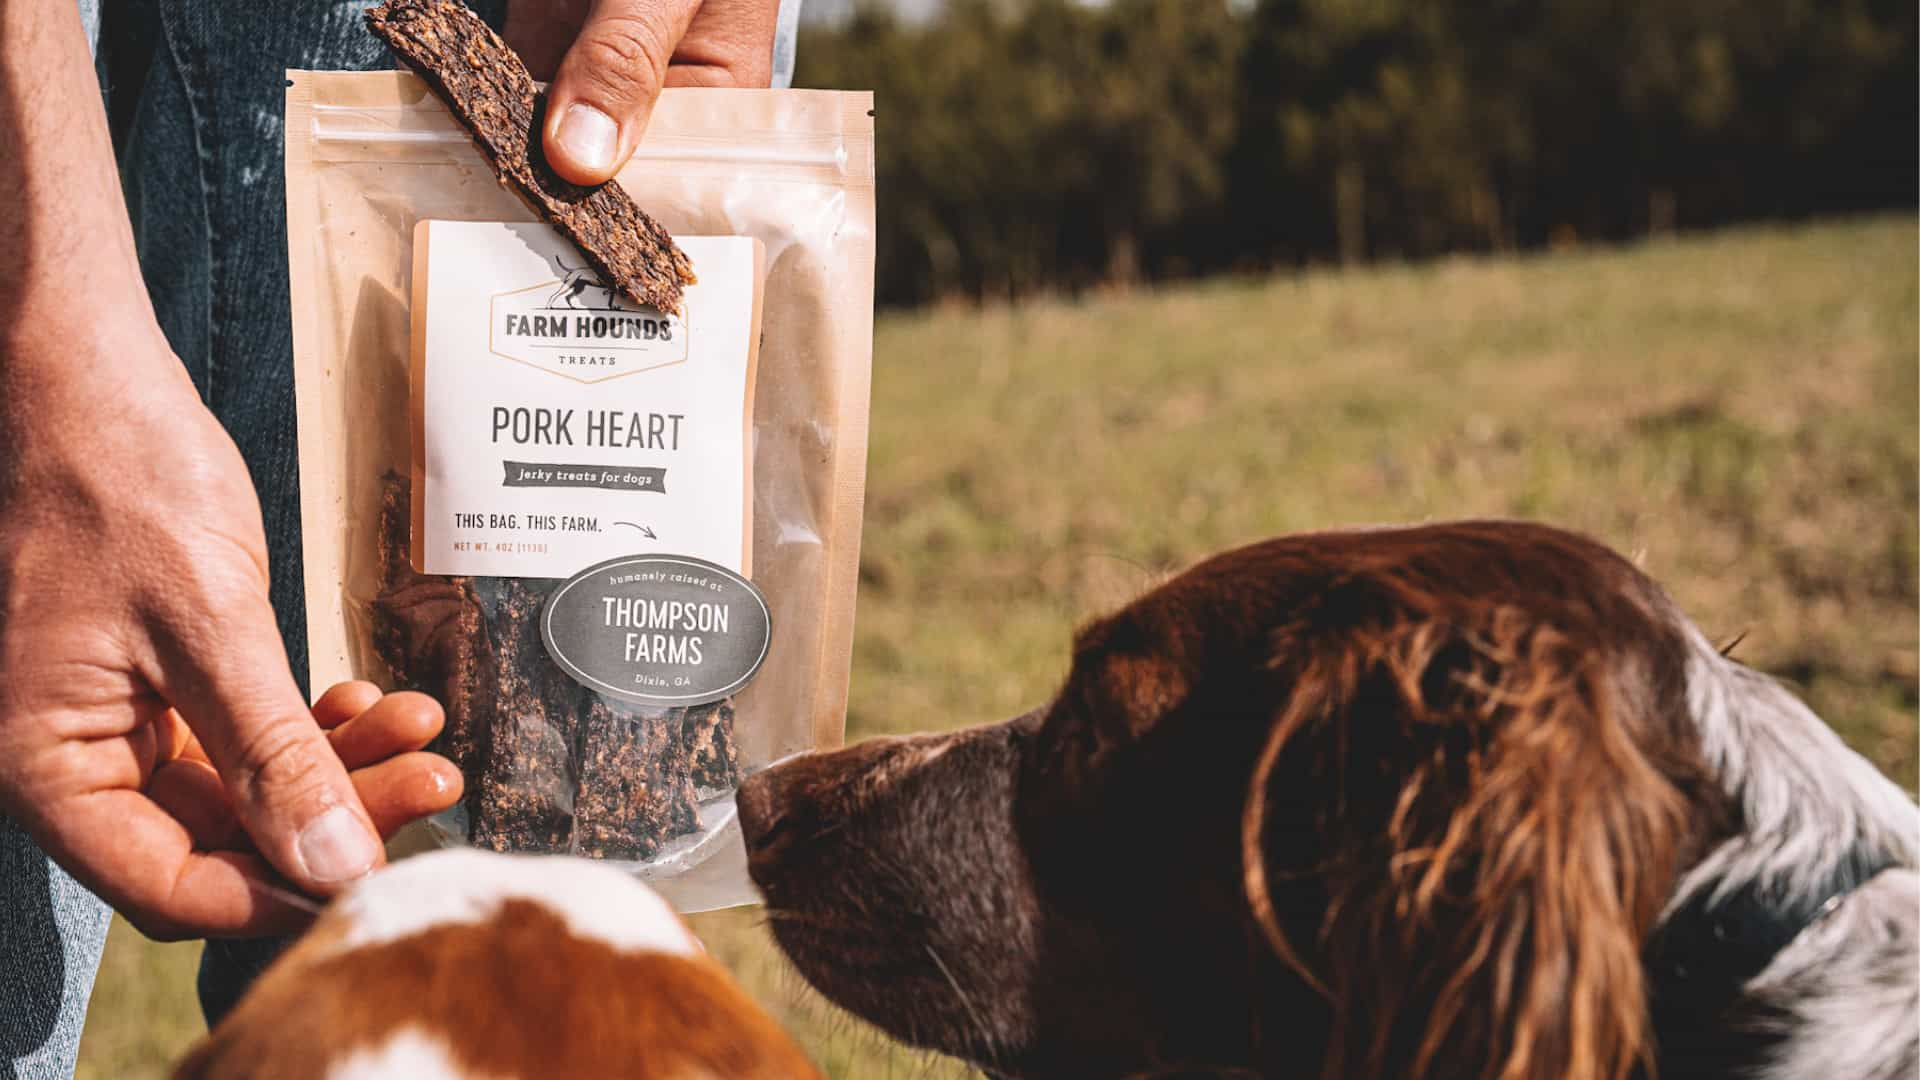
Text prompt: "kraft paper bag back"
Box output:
[[285, 72, 874, 910]]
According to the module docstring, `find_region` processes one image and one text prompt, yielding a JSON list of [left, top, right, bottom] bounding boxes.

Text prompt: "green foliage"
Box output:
[[801, 0, 1246, 300], [799, 0, 1916, 304]]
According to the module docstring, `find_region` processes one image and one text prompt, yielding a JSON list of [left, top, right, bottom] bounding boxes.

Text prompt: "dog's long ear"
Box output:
[[1242, 587, 1696, 1080]]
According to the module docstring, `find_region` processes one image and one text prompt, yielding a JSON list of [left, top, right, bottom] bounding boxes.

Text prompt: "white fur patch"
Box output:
[[326, 849, 699, 958], [1669, 621, 1920, 915], [326, 1028, 472, 1080]]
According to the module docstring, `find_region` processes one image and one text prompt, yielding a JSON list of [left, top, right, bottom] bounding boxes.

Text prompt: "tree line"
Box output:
[[795, 0, 1916, 306]]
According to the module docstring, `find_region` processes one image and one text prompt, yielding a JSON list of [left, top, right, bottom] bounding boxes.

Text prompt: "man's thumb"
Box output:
[[543, 0, 700, 186], [158, 595, 382, 895]]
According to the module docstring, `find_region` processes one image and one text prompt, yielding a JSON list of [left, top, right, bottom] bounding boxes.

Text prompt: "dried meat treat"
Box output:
[[370, 477, 490, 776], [364, 0, 695, 315], [470, 578, 580, 853], [574, 701, 701, 860], [681, 700, 740, 793]]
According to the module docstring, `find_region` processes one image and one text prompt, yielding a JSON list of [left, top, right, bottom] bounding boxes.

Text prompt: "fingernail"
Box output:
[[297, 806, 380, 884], [554, 102, 619, 175]]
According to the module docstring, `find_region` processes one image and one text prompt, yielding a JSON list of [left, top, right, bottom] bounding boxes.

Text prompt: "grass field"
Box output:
[[76, 215, 1917, 1078]]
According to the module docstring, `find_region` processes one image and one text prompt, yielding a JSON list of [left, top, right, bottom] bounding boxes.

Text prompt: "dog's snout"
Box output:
[[740, 750, 858, 878], [741, 723, 1038, 1067], [741, 734, 964, 891], [742, 750, 872, 903]]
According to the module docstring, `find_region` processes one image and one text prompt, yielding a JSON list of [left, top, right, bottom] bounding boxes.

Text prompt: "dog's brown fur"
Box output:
[[741, 522, 1736, 1078], [176, 897, 818, 1080], [1246, 583, 1714, 1080]]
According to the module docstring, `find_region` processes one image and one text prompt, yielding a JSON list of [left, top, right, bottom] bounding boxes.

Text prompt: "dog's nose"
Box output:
[[738, 747, 870, 886], [739, 736, 941, 884], [737, 759, 811, 868], [735, 766, 782, 850]]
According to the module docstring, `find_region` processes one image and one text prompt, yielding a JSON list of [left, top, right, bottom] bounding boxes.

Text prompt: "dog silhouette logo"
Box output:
[[489, 244, 687, 382], [544, 253, 628, 311]]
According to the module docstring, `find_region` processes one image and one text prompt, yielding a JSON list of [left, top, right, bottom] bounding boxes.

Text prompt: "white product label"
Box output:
[[413, 221, 760, 578]]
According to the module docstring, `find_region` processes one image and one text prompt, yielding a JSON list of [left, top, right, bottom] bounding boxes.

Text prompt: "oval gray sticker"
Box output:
[[540, 554, 771, 707]]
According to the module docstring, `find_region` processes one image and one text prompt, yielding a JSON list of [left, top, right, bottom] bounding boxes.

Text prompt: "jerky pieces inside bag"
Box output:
[[284, 37, 873, 909]]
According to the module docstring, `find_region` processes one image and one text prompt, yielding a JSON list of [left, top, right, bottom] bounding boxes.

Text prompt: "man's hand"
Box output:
[[150, 682, 462, 867], [504, 0, 781, 186], [0, 349, 417, 939], [0, 1, 457, 941]]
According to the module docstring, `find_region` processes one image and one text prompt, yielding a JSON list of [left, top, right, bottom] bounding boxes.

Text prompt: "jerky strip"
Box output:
[[370, 477, 489, 777], [365, 0, 695, 314], [680, 699, 740, 793], [574, 701, 700, 860], [469, 578, 580, 853]]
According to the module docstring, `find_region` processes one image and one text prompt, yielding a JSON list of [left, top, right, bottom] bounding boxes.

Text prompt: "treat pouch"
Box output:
[[284, 72, 874, 910]]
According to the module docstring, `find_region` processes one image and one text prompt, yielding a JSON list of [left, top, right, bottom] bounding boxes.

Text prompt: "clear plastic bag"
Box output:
[[284, 72, 874, 910]]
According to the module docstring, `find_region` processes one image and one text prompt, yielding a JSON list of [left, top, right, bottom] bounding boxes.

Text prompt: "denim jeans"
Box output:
[[2, 3, 799, 1075]]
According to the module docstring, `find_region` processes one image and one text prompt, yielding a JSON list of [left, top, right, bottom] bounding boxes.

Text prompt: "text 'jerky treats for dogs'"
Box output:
[[286, 69, 872, 910], [365, 0, 694, 315]]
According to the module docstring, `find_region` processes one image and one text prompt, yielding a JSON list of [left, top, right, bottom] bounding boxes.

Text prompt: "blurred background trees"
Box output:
[[796, 0, 1916, 306]]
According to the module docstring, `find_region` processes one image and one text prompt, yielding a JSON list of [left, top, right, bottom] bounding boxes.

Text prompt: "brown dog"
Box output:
[[739, 521, 1919, 1080]]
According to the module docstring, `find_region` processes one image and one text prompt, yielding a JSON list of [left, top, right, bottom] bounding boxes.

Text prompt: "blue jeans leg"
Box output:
[[0, 817, 111, 1080]]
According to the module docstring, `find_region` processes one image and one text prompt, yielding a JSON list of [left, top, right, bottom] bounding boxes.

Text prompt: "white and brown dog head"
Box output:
[[739, 521, 1919, 1079], [175, 849, 820, 1080]]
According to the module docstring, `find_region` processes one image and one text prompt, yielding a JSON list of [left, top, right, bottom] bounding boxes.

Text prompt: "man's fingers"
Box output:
[[148, 747, 461, 846], [665, 0, 778, 88], [35, 790, 314, 940], [353, 752, 464, 837], [313, 681, 383, 730], [327, 691, 444, 770], [149, 591, 382, 895], [544, 0, 702, 185], [150, 706, 202, 764]]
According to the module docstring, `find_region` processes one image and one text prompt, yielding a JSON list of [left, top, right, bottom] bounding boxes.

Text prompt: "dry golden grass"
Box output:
[[77, 215, 1916, 1079]]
